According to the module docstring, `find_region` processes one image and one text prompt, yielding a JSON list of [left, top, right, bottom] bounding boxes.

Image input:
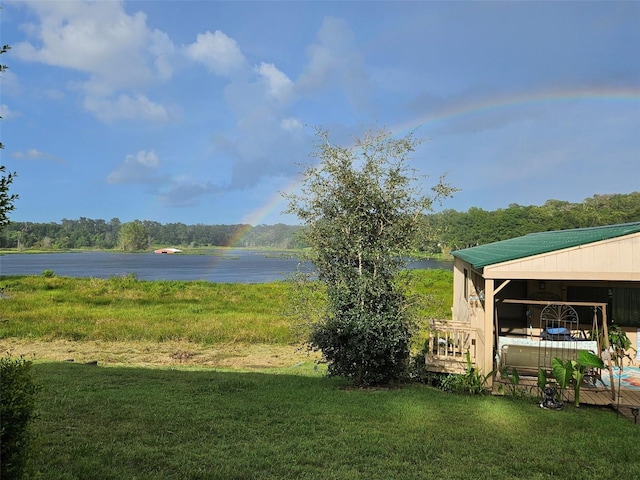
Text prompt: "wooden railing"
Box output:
[[425, 319, 477, 374]]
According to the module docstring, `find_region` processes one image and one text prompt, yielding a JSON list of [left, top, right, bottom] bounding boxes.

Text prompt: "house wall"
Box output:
[[452, 257, 491, 373], [450, 232, 640, 379], [483, 233, 640, 281]]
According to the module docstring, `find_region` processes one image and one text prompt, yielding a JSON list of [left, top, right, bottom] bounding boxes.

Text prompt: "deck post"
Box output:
[[484, 279, 496, 385], [600, 308, 616, 401]]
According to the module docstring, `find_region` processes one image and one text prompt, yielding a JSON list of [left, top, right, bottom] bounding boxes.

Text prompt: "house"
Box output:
[[426, 222, 640, 388]]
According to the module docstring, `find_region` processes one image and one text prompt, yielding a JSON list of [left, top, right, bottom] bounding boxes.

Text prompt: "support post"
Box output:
[[600, 307, 616, 402]]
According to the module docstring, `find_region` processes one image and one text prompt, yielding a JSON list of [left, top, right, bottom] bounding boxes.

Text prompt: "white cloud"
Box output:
[[106, 150, 165, 184], [184, 30, 246, 77], [13, 0, 176, 122], [1, 104, 16, 120], [84, 94, 170, 124], [280, 117, 303, 132], [255, 62, 294, 103], [297, 16, 371, 110], [11, 148, 65, 163], [0, 69, 20, 96]]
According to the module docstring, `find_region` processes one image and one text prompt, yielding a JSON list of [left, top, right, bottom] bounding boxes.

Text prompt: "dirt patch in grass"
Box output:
[[0, 338, 319, 369]]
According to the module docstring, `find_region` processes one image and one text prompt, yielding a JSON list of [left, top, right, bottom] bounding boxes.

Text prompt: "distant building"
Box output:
[[154, 248, 182, 254]]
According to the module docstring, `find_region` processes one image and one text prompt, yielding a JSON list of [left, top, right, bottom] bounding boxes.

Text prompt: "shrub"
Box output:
[[439, 350, 494, 395], [0, 354, 41, 480], [42, 269, 55, 278], [310, 308, 411, 386]]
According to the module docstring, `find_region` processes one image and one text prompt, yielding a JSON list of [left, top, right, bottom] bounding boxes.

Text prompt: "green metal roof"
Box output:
[[452, 222, 640, 269]]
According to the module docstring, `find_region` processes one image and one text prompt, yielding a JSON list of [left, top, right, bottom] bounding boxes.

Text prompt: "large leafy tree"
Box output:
[[1, 44, 18, 231], [285, 127, 457, 385], [118, 220, 150, 251]]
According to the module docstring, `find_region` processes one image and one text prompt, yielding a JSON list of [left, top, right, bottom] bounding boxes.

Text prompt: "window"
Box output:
[[567, 286, 640, 328], [463, 268, 468, 299], [612, 288, 640, 327]]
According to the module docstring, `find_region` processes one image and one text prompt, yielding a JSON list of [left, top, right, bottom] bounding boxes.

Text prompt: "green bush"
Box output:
[[310, 308, 411, 386], [439, 350, 494, 395], [0, 354, 41, 480], [41, 269, 55, 278]]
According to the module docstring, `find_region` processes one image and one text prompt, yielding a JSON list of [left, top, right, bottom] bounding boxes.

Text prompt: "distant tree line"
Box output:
[[0, 218, 306, 250], [421, 192, 640, 254], [1, 192, 638, 252]]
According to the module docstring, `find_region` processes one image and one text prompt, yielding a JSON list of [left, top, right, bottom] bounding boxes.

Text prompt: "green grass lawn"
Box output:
[[7, 271, 638, 479], [26, 361, 639, 480]]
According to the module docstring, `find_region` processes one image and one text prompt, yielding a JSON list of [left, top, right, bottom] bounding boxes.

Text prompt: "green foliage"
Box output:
[[118, 220, 150, 251], [607, 324, 636, 367], [41, 269, 55, 278], [424, 192, 640, 253], [441, 350, 494, 395], [0, 354, 41, 480], [310, 307, 412, 386], [285, 127, 456, 385], [0, 218, 305, 250], [0, 166, 17, 232], [498, 366, 530, 399], [537, 367, 548, 391], [1, 45, 18, 232], [552, 352, 605, 407]]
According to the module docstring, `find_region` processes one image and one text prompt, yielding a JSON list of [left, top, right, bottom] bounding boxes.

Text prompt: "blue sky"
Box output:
[[1, 1, 639, 226]]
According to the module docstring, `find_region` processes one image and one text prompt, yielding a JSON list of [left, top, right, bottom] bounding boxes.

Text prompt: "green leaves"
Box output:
[[576, 350, 605, 370], [286, 127, 457, 385], [118, 220, 150, 251], [0, 354, 41, 480], [552, 352, 605, 406], [551, 358, 574, 391]]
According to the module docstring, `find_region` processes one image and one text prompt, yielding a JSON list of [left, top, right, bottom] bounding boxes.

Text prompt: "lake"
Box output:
[[0, 251, 453, 283]]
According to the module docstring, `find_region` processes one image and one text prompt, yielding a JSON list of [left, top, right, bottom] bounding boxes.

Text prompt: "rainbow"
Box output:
[[391, 85, 640, 136], [228, 85, 640, 246]]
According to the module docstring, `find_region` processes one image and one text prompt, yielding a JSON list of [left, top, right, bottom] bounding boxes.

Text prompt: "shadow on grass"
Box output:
[[27, 362, 640, 480]]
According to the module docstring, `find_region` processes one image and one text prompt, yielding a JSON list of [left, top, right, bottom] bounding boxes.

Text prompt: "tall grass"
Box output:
[[0, 270, 453, 346], [0, 275, 294, 344], [25, 362, 640, 480]]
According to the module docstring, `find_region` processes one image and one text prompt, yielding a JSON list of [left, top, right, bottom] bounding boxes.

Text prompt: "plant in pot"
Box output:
[[551, 351, 605, 407]]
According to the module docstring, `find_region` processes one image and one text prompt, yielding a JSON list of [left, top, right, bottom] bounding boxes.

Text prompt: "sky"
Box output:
[[1, 1, 639, 226]]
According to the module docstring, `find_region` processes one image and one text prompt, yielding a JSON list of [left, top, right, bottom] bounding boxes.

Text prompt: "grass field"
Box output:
[[4, 271, 639, 479], [0, 270, 452, 366], [23, 362, 640, 480]]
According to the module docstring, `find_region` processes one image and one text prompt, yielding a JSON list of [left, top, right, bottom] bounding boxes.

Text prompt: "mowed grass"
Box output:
[[26, 361, 640, 480]]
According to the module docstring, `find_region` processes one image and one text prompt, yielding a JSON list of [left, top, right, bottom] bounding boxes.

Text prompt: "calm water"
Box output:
[[0, 251, 452, 283]]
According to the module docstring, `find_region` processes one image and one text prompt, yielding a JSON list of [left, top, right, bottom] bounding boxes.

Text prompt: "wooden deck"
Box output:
[[493, 376, 640, 424]]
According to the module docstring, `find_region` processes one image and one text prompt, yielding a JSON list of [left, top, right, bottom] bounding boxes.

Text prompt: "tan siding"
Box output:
[[484, 233, 640, 280]]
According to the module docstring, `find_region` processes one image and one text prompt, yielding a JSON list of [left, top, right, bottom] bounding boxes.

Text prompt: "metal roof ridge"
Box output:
[[451, 221, 640, 269], [528, 221, 640, 236]]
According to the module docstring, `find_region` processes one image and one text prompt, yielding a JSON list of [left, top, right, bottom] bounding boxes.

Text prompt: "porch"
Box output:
[[424, 319, 477, 374], [493, 372, 640, 424], [424, 316, 640, 423]]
